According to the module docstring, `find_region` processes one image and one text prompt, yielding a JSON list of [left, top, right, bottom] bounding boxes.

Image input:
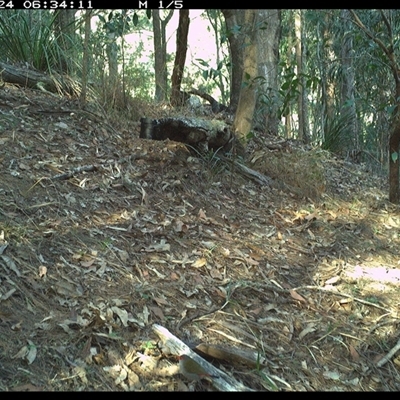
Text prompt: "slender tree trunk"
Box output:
[[153, 10, 173, 102], [255, 9, 281, 136], [295, 10, 310, 143], [106, 35, 119, 106], [340, 9, 358, 153], [54, 10, 76, 73], [170, 10, 190, 107], [232, 10, 258, 145], [284, 12, 293, 139], [389, 79, 400, 203], [319, 11, 336, 147], [79, 10, 92, 106], [221, 9, 244, 113]]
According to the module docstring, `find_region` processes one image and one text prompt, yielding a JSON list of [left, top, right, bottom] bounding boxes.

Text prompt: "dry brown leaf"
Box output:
[[153, 296, 169, 306], [305, 212, 317, 221], [192, 258, 207, 268], [289, 289, 307, 303], [298, 323, 316, 340], [349, 345, 360, 362], [111, 306, 129, 327], [245, 256, 259, 266], [198, 208, 207, 220], [174, 220, 188, 233], [170, 272, 179, 280], [80, 259, 95, 267], [150, 306, 165, 320]]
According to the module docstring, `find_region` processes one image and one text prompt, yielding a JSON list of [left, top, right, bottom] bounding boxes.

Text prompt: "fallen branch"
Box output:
[[51, 165, 97, 181], [376, 337, 400, 367], [152, 323, 253, 391]]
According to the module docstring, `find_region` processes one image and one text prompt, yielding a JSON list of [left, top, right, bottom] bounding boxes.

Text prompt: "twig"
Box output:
[[292, 285, 391, 312], [376, 337, 400, 367], [51, 165, 97, 181]]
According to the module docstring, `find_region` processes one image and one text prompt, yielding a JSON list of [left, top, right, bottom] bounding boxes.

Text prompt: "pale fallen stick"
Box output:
[[376, 337, 400, 368], [152, 323, 253, 391]]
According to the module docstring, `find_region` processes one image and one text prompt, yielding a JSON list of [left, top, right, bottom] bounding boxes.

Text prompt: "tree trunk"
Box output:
[[295, 10, 310, 143], [232, 10, 258, 146], [79, 10, 92, 106], [389, 76, 400, 203], [255, 9, 281, 136], [389, 122, 400, 203], [153, 10, 173, 102], [220, 9, 245, 113], [53, 10, 76, 73], [170, 9, 190, 107], [319, 11, 336, 148], [106, 33, 119, 107], [340, 9, 358, 153]]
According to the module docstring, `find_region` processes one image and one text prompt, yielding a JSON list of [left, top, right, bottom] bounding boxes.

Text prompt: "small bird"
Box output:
[[178, 354, 219, 382]]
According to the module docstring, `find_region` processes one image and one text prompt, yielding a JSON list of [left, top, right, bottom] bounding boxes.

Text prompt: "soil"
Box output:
[[0, 84, 400, 391]]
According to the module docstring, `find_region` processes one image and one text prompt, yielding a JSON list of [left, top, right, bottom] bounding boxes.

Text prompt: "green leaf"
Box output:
[[196, 58, 209, 67], [132, 12, 139, 26], [391, 152, 398, 162]]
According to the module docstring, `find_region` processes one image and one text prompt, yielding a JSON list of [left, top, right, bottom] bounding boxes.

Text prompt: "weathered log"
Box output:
[[140, 116, 243, 155], [0, 61, 75, 94]]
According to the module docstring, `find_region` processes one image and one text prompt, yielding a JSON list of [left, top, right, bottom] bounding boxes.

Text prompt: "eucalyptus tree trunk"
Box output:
[[54, 10, 77, 73], [106, 34, 119, 105], [170, 9, 190, 107], [79, 10, 92, 106], [256, 9, 281, 136], [232, 9, 258, 146], [221, 9, 245, 113], [153, 10, 174, 102], [295, 9, 310, 143], [339, 9, 358, 154], [317, 11, 336, 149], [284, 21, 293, 139]]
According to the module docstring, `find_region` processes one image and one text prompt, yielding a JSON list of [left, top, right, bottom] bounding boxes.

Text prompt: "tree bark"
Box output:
[[53, 10, 77, 73], [295, 10, 310, 143], [220, 9, 244, 113], [232, 10, 258, 146], [79, 10, 92, 106], [255, 9, 281, 136], [339, 9, 358, 154], [153, 10, 174, 102], [170, 10, 190, 107]]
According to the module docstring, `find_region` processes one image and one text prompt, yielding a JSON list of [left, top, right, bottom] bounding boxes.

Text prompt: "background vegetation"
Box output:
[[0, 9, 398, 187]]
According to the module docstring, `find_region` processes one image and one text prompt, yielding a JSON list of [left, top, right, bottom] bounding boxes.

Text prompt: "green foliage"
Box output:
[[98, 10, 151, 36], [321, 109, 356, 154], [0, 10, 70, 72], [193, 57, 229, 98]]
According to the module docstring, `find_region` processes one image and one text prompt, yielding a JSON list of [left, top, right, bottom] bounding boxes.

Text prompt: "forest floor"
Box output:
[[1, 84, 400, 391]]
